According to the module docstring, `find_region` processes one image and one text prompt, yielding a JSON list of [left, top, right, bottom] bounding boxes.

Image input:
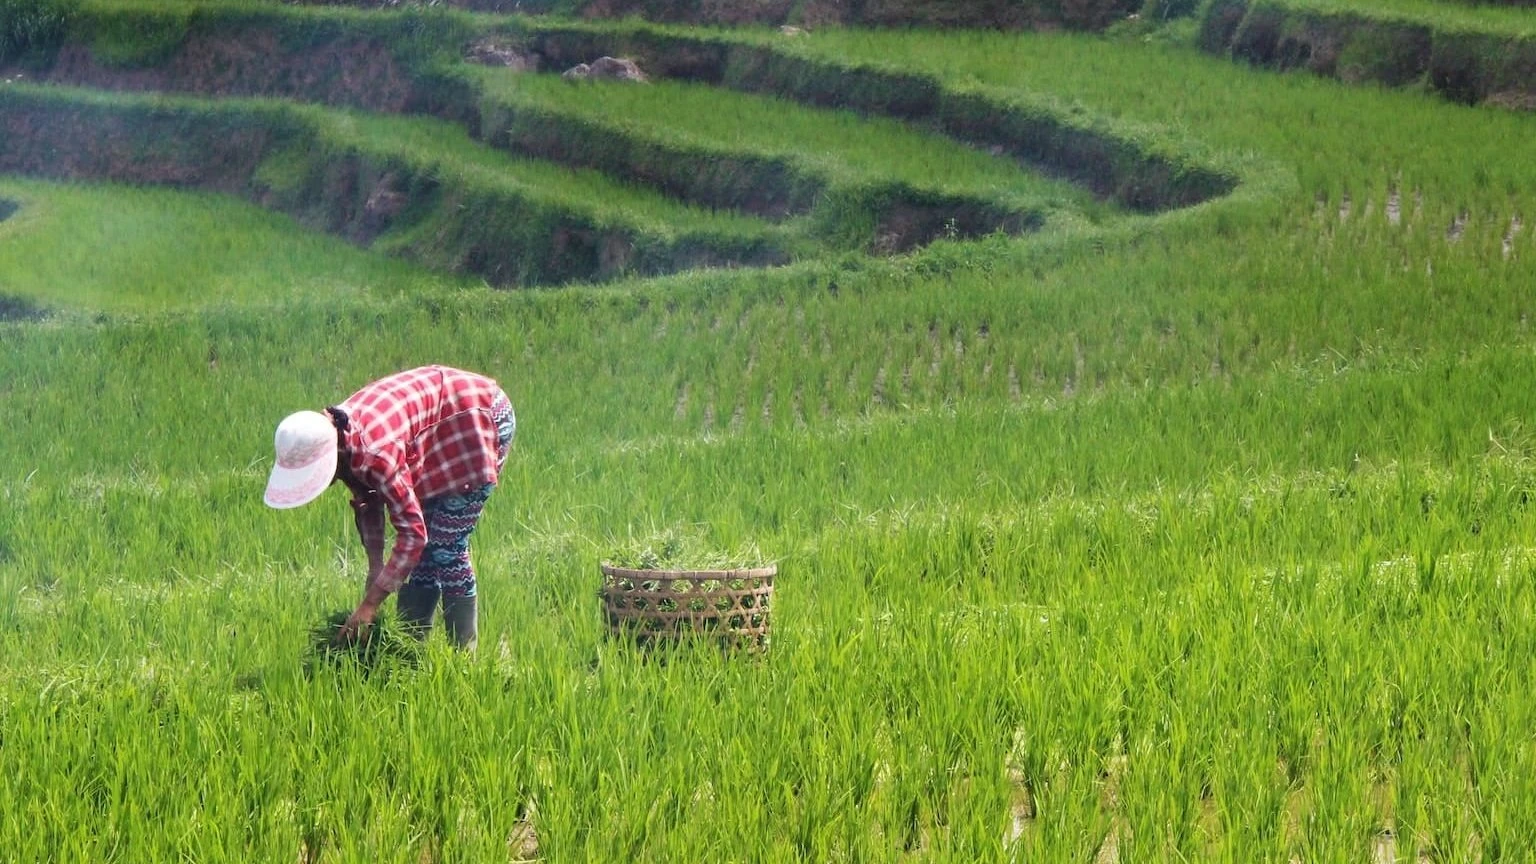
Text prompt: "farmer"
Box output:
[[263, 365, 515, 651]]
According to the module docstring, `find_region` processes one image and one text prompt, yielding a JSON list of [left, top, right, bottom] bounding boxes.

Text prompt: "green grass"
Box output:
[[6, 6, 1536, 860], [0, 177, 449, 311]]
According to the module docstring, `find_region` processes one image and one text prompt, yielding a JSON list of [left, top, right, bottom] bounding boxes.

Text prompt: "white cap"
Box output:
[[263, 410, 339, 509]]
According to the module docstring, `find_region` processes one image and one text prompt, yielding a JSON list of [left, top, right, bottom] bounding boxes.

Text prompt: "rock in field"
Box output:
[[464, 38, 536, 71], [564, 56, 648, 83], [590, 56, 647, 82]]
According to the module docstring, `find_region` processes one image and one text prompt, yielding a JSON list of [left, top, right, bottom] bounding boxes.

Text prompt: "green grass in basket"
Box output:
[[604, 527, 768, 572]]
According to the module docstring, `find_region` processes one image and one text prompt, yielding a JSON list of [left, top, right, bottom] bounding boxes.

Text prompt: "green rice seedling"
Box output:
[[0, 0, 77, 65], [0, 176, 446, 311], [305, 609, 423, 676]]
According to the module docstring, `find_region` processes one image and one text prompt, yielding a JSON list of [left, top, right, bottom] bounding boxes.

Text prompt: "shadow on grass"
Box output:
[[0, 294, 45, 322], [0, 200, 43, 323]]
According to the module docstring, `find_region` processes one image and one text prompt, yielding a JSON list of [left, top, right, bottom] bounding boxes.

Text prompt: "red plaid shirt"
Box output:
[[339, 366, 507, 592]]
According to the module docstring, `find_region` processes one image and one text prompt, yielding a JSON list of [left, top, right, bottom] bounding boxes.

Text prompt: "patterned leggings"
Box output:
[[405, 395, 515, 598]]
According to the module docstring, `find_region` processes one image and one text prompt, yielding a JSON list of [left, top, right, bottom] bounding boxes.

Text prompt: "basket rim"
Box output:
[[600, 562, 778, 579]]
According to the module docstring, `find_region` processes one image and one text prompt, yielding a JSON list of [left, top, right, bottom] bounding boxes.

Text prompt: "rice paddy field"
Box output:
[[3, 0, 1536, 860]]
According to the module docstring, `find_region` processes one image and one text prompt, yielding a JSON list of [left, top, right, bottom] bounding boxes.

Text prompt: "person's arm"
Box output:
[[350, 489, 386, 582], [338, 469, 426, 641]]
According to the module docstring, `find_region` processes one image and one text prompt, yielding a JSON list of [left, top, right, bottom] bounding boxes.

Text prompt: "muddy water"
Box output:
[[0, 199, 15, 222]]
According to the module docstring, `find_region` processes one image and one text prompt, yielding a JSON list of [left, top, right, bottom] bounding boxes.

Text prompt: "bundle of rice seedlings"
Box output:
[[305, 609, 422, 675]]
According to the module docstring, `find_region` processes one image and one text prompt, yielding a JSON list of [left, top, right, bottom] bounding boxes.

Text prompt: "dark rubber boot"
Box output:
[[396, 583, 440, 640], [442, 594, 478, 652]]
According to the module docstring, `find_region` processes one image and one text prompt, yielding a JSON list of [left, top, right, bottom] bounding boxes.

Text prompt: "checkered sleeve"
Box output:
[[373, 467, 428, 593]]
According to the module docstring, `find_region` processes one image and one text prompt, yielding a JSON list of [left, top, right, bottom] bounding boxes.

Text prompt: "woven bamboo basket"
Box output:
[[599, 563, 775, 651]]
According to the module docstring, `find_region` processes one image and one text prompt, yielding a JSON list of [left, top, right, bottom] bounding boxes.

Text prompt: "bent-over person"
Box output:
[[263, 365, 516, 650]]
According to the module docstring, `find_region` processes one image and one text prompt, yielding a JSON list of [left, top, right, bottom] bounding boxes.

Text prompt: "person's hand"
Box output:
[[335, 604, 377, 645]]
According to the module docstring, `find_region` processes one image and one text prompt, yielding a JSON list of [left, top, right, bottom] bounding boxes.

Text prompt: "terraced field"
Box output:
[[3, 0, 1536, 860]]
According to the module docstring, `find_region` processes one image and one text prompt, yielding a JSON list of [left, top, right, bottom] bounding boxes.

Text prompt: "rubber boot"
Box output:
[[396, 583, 440, 641], [442, 594, 478, 652]]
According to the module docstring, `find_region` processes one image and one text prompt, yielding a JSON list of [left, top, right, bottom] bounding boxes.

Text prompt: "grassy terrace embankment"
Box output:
[[1200, 0, 1536, 106], [0, 84, 796, 285], [0, 2, 1256, 281], [519, 20, 1245, 210], [282, 0, 1144, 30], [468, 68, 1109, 249], [63, 0, 1536, 113], [778, 24, 1533, 203]]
